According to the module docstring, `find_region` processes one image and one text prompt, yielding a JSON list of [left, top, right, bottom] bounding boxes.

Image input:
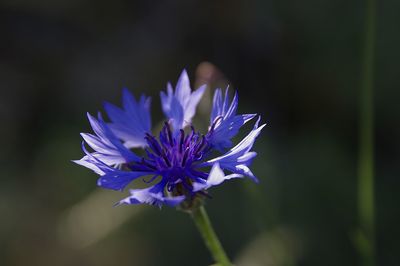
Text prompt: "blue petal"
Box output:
[[164, 94, 184, 132], [208, 89, 256, 151], [104, 89, 151, 148], [97, 170, 146, 191], [210, 89, 222, 123], [117, 180, 185, 208], [160, 70, 206, 131], [74, 143, 149, 191], [175, 69, 191, 105], [73, 156, 104, 175], [160, 82, 174, 114], [184, 84, 206, 125], [79, 113, 140, 166], [206, 117, 266, 182], [208, 114, 256, 151], [192, 163, 243, 192]]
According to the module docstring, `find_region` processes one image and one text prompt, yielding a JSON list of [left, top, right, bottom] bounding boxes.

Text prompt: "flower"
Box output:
[[74, 70, 265, 208]]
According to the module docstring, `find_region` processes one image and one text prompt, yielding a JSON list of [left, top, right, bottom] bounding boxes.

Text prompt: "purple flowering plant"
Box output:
[[74, 69, 265, 265]]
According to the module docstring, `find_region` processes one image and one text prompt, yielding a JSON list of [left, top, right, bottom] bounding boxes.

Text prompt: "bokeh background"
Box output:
[[1, 1, 399, 265]]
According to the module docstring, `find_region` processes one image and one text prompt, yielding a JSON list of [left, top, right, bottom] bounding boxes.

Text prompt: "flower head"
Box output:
[[74, 70, 265, 208]]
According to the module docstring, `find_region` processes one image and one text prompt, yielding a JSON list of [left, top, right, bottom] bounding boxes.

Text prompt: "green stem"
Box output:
[[191, 206, 233, 266], [358, 0, 375, 264]]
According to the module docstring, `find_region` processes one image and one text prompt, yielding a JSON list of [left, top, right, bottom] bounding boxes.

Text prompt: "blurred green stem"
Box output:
[[191, 206, 232, 266], [358, 0, 375, 264]]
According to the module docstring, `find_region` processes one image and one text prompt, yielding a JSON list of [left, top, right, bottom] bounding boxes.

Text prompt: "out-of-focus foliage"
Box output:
[[0, 0, 399, 266]]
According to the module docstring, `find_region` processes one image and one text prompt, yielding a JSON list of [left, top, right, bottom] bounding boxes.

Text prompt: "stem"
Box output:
[[358, 0, 375, 264], [191, 206, 232, 266]]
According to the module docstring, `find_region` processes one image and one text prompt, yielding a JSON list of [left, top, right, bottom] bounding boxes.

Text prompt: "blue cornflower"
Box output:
[[74, 70, 265, 208]]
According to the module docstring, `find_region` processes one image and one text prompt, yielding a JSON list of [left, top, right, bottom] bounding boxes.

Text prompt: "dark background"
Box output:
[[0, 1, 399, 265]]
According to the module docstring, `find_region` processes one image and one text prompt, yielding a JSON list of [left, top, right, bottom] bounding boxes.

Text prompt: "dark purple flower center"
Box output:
[[130, 122, 210, 192]]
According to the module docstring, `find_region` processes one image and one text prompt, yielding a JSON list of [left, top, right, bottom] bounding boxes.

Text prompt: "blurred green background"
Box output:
[[0, 0, 399, 265]]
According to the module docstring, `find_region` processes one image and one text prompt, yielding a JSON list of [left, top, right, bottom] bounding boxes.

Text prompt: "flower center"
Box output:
[[130, 122, 210, 190]]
